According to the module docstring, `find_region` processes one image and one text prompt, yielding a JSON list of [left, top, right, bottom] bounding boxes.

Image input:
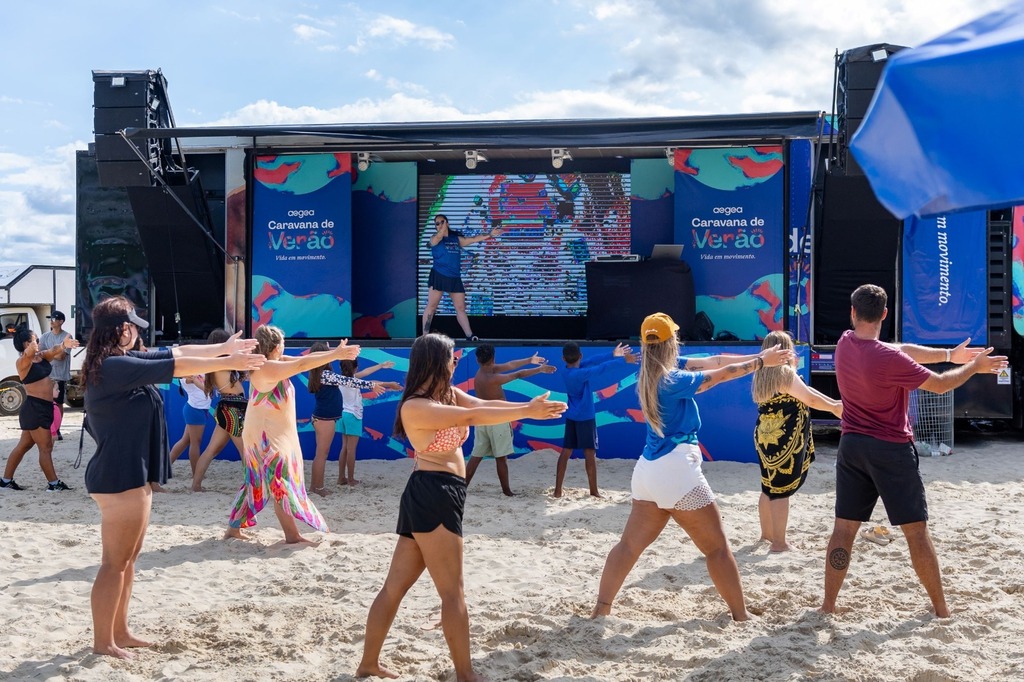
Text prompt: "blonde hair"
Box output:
[[254, 325, 285, 358], [637, 334, 680, 438], [751, 330, 796, 403]]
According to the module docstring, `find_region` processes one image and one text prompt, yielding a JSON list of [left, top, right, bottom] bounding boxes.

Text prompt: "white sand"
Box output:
[[2, 409, 1023, 681]]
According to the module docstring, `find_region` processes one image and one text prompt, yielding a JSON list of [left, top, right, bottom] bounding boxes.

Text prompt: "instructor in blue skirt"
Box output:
[[421, 213, 501, 341]]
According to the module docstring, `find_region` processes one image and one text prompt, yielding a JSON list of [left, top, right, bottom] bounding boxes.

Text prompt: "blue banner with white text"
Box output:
[[251, 153, 352, 337], [901, 211, 987, 345], [674, 147, 785, 340]]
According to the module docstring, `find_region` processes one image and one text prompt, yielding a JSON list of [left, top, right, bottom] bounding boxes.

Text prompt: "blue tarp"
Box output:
[[851, 1, 1024, 219]]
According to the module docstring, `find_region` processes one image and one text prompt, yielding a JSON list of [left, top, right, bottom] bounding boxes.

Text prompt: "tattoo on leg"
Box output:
[[422, 314, 433, 334], [828, 547, 850, 571]]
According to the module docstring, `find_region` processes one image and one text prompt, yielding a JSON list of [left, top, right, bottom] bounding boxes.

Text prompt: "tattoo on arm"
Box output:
[[828, 547, 851, 571]]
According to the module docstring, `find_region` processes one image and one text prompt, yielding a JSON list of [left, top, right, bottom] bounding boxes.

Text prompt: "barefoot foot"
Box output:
[[116, 634, 154, 648], [355, 662, 399, 679], [93, 643, 134, 659], [310, 486, 332, 497], [283, 535, 320, 546], [223, 528, 250, 540]]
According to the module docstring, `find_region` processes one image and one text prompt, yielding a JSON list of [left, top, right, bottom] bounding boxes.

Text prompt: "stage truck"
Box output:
[[74, 69, 1022, 467]]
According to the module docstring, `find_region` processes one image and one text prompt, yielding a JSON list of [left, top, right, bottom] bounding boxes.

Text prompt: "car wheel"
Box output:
[[0, 380, 26, 417]]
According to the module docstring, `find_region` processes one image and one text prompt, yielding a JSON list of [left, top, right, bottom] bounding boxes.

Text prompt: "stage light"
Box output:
[[665, 147, 677, 166], [551, 148, 572, 169], [110, 76, 126, 88], [356, 152, 371, 172], [465, 150, 487, 170]]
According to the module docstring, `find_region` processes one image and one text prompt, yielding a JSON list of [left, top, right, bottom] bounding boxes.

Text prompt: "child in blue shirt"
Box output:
[[554, 341, 635, 497]]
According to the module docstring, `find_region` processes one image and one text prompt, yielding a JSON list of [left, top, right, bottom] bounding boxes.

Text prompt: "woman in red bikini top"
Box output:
[[357, 334, 567, 682]]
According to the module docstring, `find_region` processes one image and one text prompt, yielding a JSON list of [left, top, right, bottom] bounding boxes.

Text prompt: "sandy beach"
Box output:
[[1, 409, 1023, 681]]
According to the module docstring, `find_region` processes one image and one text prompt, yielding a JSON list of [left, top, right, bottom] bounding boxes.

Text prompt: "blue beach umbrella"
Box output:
[[850, 1, 1024, 219]]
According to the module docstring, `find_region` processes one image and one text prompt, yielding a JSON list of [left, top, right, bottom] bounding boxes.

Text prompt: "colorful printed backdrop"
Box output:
[[162, 343, 810, 466], [674, 147, 785, 341], [250, 153, 353, 337]]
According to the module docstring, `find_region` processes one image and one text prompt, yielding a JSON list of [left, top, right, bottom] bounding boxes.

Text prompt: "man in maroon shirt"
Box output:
[[821, 284, 1008, 618]]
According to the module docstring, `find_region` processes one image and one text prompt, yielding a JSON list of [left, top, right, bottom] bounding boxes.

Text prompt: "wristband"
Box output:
[[756, 356, 764, 370], [945, 348, 951, 363]]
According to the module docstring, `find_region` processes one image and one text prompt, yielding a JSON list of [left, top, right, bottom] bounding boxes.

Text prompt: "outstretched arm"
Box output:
[[403, 389, 566, 430], [170, 330, 255, 359], [256, 341, 361, 384], [696, 346, 793, 394], [785, 375, 842, 417], [918, 347, 1008, 395], [492, 352, 547, 373], [458, 227, 502, 247], [355, 360, 395, 379], [897, 337, 987, 365], [41, 335, 78, 362], [683, 351, 761, 372], [321, 370, 376, 390]]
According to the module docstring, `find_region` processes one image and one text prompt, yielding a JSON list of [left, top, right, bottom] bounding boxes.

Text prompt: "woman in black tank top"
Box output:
[[0, 328, 79, 491]]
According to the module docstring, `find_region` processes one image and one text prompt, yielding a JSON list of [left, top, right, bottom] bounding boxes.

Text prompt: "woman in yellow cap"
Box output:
[[591, 312, 793, 621]]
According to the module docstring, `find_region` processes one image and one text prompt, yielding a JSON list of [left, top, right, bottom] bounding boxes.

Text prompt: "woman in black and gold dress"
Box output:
[[752, 331, 843, 552]]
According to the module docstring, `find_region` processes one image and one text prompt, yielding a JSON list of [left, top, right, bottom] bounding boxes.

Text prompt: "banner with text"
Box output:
[[251, 153, 352, 337], [902, 211, 987, 345], [674, 147, 785, 340]]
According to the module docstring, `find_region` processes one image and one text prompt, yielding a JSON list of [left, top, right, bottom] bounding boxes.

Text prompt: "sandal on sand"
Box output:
[[861, 525, 893, 545]]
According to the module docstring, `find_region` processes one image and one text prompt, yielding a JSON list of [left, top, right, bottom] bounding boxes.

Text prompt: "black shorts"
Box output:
[[428, 268, 466, 294], [396, 470, 467, 538], [54, 380, 67, 406], [563, 418, 598, 450], [20, 396, 55, 432], [835, 432, 928, 526]]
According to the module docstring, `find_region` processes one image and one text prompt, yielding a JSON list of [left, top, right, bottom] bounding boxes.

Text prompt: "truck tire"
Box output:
[[65, 391, 84, 409], [0, 380, 26, 417]]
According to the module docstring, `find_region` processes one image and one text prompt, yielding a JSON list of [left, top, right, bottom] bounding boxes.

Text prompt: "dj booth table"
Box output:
[[585, 258, 695, 340]]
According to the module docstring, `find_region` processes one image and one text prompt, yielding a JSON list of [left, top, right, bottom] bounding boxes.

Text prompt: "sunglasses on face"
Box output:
[[435, 219, 446, 226]]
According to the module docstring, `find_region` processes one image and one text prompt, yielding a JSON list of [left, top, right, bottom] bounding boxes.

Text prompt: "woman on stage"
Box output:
[[421, 213, 501, 340]]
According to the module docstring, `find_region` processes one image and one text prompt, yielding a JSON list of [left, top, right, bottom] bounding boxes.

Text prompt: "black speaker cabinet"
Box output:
[[94, 107, 154, 135], [92, 74, 153, 108], [96, 161, 153, 187]]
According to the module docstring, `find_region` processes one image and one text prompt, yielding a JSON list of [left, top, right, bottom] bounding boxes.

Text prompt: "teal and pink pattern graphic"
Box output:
[[674, 147, 785, 340], [1014, 206, 1024, 337], [165, 344, 809, 466], [250, 153, 353, 337]]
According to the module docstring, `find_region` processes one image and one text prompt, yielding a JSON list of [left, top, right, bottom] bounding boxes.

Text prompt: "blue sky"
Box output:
[[0, 0, 1005, 266]]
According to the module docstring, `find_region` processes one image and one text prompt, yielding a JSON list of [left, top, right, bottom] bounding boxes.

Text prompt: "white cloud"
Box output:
[[0, 142, 85, 266], [294, 23, 332, 41], [349, 14, 455, 52]]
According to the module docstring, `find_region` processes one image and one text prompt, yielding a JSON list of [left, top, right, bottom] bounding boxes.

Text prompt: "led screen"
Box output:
[[417, 172, 630, 316]]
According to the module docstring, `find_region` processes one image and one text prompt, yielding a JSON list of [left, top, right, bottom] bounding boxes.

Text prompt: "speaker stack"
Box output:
[[835, 44, 906, 175], [92, 70, 170, 187]]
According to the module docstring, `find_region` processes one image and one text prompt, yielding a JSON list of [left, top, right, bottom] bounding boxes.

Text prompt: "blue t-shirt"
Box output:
[[563, 352, 626, 421], [641, 360, 704, 461], [430, 231, 463, 278]]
